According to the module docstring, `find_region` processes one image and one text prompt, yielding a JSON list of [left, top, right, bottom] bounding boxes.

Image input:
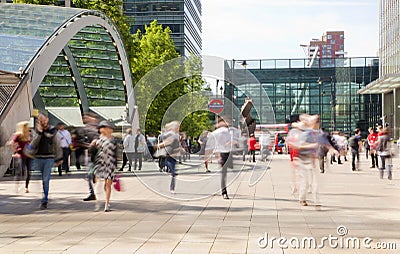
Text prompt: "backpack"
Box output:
[[348, 136, 358, 149]]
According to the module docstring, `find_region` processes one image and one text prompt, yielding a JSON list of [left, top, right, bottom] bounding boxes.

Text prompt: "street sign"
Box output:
[[208, 98, 224, 114]]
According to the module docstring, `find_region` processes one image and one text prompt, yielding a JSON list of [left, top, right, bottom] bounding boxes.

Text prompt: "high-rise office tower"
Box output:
[[302, 31, 345, 67], [124, 0, 202, 56]]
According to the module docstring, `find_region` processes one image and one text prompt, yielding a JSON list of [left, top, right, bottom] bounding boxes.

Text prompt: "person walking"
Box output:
[[247, 133, 257, 163], [318, 128, 330, 174], [8, 121, 33, 193], [120, 128, 133, 171], [92, 121, 118, 212], [367, 127, 379, 168], [81, 113, 100, 202], [207, 117, 233, 199], [259, 131, 271, 161], [56, 122, 72, 176], [376, 128, 393, 180], [133, 128, 146, 171], [31, 113, 63, 209], [198, 131, 211, 172], [155, 121, 181, 194], [349, 128, 362, 171]]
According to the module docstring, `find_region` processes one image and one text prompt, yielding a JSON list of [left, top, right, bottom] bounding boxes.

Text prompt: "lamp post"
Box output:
[[318, 77, 322, 126], [330, 76, 336, 131], [216, 79, 219, 98], [242, 60, 248, 93], [318, 77, 336, 131]]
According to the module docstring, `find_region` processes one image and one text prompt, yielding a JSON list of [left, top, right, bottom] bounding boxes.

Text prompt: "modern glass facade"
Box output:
[[225, 57, 380, 136], [123, 0, 202, 56], [359, 0, 400, 138]]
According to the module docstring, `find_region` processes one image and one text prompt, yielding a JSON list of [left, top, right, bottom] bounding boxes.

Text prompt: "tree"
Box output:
[[131, 20, 180, 134]]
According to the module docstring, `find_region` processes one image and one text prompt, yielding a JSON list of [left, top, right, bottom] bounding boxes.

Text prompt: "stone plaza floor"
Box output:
[[0, 153, 399, 253]]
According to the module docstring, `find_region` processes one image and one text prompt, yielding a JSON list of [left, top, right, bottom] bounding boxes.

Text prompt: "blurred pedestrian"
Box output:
[[81, 113, 100, 202], [8, 121, 33, 193], [376, 128, 392, 180], [247, 133, 257, 163], [287, 114, 319, 206], [198, 130, 211, 172], [367, 127, 379, 168], [348, 128, 362, 171], [207, 117, 233, 199], [133, 128, 146, 170], [155, 121, 181, 194], [31, 113, 63, 210], [92, 121, 118, 212], [56, 122, 71, 176], [120, 128, 133, 171]]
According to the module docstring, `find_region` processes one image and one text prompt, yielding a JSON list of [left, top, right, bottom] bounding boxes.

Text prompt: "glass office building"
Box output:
[[123, 0, 202, 56], [225, 57, 380, 135]]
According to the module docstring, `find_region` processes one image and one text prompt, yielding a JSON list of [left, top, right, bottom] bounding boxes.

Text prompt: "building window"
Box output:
[[330, 39, 335, 44], [327, 34, 332, 39]]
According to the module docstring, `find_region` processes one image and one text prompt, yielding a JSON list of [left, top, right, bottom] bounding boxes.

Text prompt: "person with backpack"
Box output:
[[349, 128, 362, 171], [376, 128, 392, 180]]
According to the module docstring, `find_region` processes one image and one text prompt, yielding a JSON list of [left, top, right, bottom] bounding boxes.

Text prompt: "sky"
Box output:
[[202, 0, 379, 60]]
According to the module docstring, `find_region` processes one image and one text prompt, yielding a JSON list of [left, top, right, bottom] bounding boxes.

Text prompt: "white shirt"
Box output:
[[206, 127, 232, 153], [123, 134, 135, 153], [57, 129, 71, 148]]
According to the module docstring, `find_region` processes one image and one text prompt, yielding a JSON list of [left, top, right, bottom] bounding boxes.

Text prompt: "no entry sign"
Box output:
[[208, 98, 224, 114]]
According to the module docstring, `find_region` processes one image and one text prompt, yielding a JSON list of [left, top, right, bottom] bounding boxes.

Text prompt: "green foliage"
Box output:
[[131, 20, 179, 85], [73, 0, 134, 59]]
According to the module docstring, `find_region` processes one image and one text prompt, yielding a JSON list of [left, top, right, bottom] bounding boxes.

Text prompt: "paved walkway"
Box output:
[[0, 153, 399, 254]]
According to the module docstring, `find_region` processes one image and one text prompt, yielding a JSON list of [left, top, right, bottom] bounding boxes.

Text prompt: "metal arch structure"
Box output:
[[24, 10, 135, 122]]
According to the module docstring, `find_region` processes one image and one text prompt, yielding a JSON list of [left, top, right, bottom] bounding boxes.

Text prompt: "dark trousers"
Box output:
[[74, 147, 85, 170], [24, 158, 32, 189], [248, 150, 255, 162], [351, 149, 359, 170], [371, 153, 379, 168], [220, 152, 230, 193], [58, 147, 70, 175], [165, 157, 177, 191], [13, 157, 32, 189], [120, 152, 131, 170], [87, 162, 95, 196]]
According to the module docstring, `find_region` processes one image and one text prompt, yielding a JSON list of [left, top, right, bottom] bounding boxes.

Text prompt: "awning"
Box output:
[[47, 107, 84, 127], [47, 106, 131, 127], [359, 73, 400, 94]]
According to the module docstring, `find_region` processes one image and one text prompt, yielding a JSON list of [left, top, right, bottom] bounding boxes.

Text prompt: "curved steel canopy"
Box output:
[[0, 3, 135, 122]]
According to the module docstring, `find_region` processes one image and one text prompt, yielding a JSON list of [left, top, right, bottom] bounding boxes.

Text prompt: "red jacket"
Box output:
[[247, 136, 257, 151], [367, 132, 379, 149]]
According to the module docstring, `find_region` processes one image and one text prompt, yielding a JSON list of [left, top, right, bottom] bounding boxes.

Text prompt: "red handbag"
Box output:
[[113, 175, 122, 192]]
